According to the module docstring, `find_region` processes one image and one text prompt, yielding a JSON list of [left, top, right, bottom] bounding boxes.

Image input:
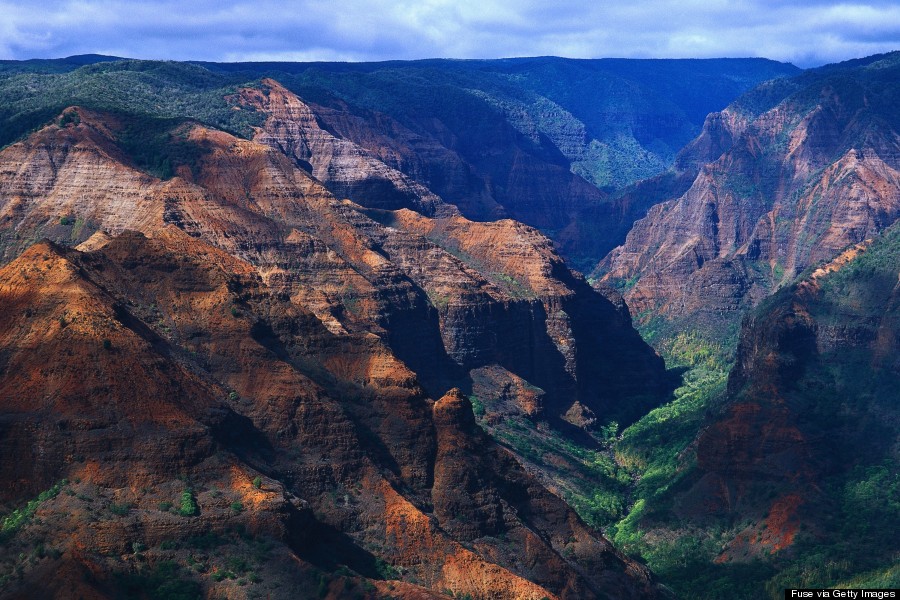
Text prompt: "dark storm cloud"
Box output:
[[1, 0, 898, 65]]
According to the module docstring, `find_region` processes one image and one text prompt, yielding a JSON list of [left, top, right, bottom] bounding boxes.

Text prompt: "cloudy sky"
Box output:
[[1, 0, 899, 67]]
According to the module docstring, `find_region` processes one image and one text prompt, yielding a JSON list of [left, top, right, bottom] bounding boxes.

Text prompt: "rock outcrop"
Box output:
[[239, 79, 453, 218], [230, 57, 798, 267], [598, 53, 900, 342], [0, 100, 668, 598], [0, 104, 670, 425], [678, 224, 900, 561], [0, 228, 664, 599]]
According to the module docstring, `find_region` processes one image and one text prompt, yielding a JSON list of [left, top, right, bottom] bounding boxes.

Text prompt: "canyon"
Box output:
[[0, 52, 897, 599], [598, 52, 900, 346], [0, 73, 675, 598], [596, 53, 900, 598]]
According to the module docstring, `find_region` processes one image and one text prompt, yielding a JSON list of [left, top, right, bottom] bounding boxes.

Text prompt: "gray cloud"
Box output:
[[0, 0, 898, 66]]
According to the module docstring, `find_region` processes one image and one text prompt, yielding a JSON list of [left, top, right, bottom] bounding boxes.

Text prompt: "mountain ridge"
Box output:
[[0, 96, 670, 598], [597, 51, 900, 346], [4, 51, 896, 599], [0, 54, 799, 268]]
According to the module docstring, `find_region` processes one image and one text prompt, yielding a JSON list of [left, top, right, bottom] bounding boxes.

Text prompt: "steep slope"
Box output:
[[238, 79, 453, 217], [0, 103, 670, 598], [0, 56, 798, 268], [599, 53, 900, 345], [693, 228, 899, 536], [0, 240, 220, 500], [636, 222, 900, 597], [0, 228, 663, 600], [562, 106, 744, 269], [211, 56, 798, 191], [264, 57, 798, 266], [0, 105, 670, 426], [0, 107, 166, 263], [280, 66, 612, 235]]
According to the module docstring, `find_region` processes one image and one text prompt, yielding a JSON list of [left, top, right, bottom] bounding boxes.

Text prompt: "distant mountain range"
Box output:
[[0, 54, 799, 271]]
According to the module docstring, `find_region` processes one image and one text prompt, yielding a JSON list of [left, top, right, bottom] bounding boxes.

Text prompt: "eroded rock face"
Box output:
[[555, 107, 755, 269], [0, 102, 668, 598], [0, 105, 669, 424], [0, 108, 165, 263], [0, 229, 665, 599], [239, 79, 453, 218], [676, 228, 900, 560], [271, 76, 611, 236], [297, 96, 510, 222], [599, 56, 900, 340], [360, 209, 670, 424], [244, 72, 614, 271], [250, 57, 798, 268]]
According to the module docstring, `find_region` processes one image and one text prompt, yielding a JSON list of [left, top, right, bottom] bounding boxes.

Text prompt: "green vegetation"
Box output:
[[428, 291, 451, 310], [109, 502, 132, 516], [602, 334, 768, 598], [571, 134, 671, 190], [833, 562, 900, 590], [57, 110, 80, 127], [483, 412, 631, 528], [463, 325, 736, 596], [636, 308, 741, 363], [184, 532, 224, 550], [616, 361, 726, 489], [615, 331, 728, 494], [115, 116, 212, 180], [467, 395, 485, 418], [374, 557, 400, 580], [113, 530, 270, 593], [467, 330, 733, 539], [0, 60, 264, 151], [252, 476, 262, 489], [819, 225, 900, 300], [758, 463, 900, 596], [492, 272, 530, 298], [0, 480, 66, 538], [603, 225, 900, 598], [211, 555, 252, 581], [178, 489, 198, 517], [116, 560, 201, 600]]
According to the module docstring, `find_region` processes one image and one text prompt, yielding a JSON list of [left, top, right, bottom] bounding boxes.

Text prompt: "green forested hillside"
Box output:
[[0, 59, 264, 149], [607, 223, 900, 598]]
